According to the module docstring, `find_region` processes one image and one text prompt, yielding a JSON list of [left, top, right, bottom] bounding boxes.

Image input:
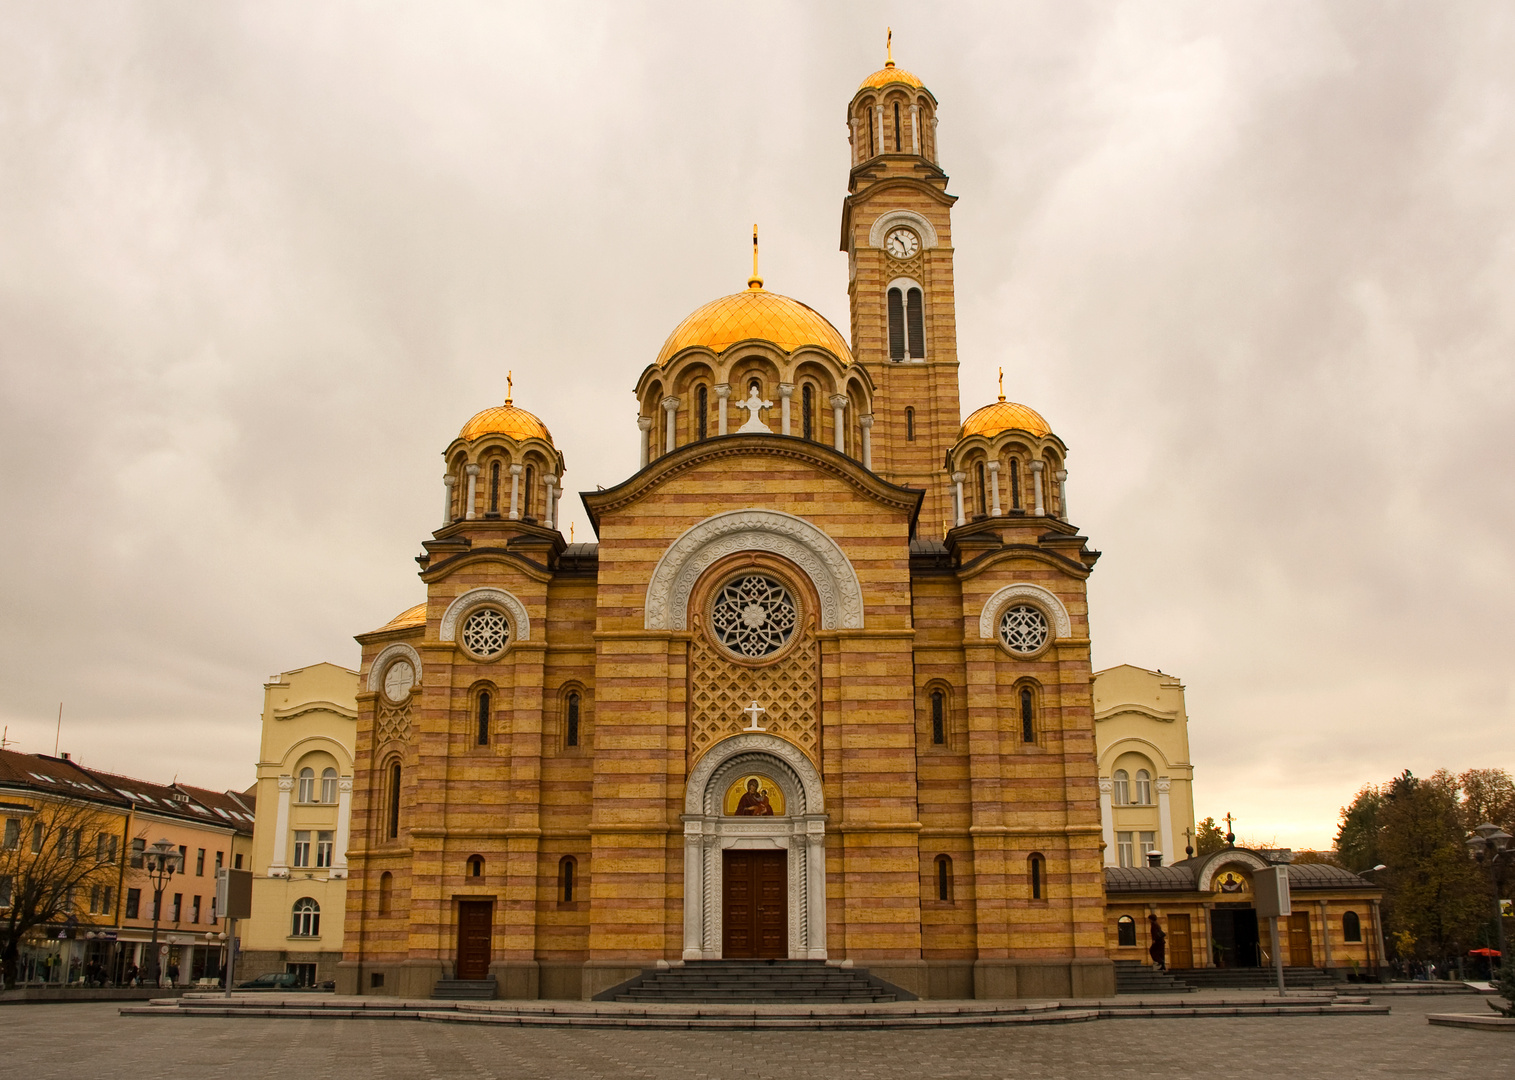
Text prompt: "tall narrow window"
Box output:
[[905, 406, 915, 441], [297, 768, 315, 803], [1030, 854, 1044, 900], [316, 831, 333, 868], [467, 855, 484, 878], [489, 462, 500, 514], [386, 762, 402, 840], [1020, 687, 1035, 743], [696, 385, 708, 440], [566, 692, 580, 748], [906, 288, 925, 358], [935, 854, 952, 902], [887, 288, 905, 360], [1139, 832, 1157, 862], [976, 461, 987, 516], [1117, 914, 1137, 946], [475, 691, 490, 746], [321, 768, 337, 804], [930, 690, 945, 745], [866, 107, 874, 157], [802, 385, 815, 440], [560, 856, 576, 903], [378, 872, 393, 916], [1135, 770, 1152, 805], [893, 101, 902, 152], [293, 831, 311, 868], [291, 897, 320, 937], [1117, 831, 1134, 868], [523, 465, 534, 519], [1113, 769, 1130, 806], [1010, 458, 1021, 510], [1343, 911, 1362, 942]]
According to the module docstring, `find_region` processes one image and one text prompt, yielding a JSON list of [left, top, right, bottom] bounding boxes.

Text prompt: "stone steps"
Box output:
[[596, 960, 911, 1004], [1114, 960, 1197, 994], [431, 979, 498, 1000]]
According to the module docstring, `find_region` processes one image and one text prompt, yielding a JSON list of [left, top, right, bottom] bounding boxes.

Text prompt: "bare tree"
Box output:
[[0, 798, 121, 988]]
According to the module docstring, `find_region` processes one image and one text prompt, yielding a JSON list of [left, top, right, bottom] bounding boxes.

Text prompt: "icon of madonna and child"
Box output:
[[723, 774, 786, 817]]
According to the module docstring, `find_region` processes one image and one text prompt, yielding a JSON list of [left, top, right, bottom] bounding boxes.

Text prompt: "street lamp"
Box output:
[[142, 838, 183, 988], [1466, 823, 1512, 963]]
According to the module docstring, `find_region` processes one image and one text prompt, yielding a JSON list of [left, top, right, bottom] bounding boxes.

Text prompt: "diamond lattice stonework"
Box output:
[[999, 605, 1050, 653], [461, 607, 510, 657], [710, 576, 797, 659]]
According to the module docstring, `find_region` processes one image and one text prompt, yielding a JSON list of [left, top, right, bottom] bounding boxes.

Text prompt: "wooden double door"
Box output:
[[455, 900, 493, 981], [722, 850, 788, 958]]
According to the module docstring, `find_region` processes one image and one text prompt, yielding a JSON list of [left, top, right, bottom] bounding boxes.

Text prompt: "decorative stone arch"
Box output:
[[978, 582, 1073, 641], [367, 643, 422, 693], [868, 209, 940, 250], [681, 732, 828, 961], [645, 509, 864, 632], [1196, 849, 1271, 892], [439, 587, 532, 643], [1097, 736, 1175, 774]]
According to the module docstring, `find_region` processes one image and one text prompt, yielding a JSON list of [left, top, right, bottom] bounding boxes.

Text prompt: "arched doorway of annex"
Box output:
[[681, 733, 827, 961]]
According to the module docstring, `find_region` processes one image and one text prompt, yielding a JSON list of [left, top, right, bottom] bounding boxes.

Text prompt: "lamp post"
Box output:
[[142, 838, 182, 988], [1466, 823, 1512, 964]]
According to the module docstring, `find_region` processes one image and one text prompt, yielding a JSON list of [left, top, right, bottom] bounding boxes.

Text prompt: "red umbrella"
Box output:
[[1468, 947, 1501, 957]]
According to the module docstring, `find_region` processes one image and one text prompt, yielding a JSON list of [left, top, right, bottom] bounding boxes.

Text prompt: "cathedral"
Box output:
[[338, 53, 1113, 1001]]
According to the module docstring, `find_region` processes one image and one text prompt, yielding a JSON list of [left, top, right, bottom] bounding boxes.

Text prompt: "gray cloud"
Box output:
[[1, 1, 1510, 846]]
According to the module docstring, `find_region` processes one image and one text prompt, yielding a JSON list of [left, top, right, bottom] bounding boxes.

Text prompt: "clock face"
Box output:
[[884, 228, 919, 259], [382, 660, 415, 703]]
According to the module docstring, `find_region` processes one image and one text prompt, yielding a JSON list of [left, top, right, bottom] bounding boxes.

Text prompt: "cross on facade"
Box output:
[[742, 701, 766, 731]]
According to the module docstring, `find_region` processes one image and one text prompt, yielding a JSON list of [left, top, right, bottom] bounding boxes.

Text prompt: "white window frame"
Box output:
[[296, 768, 316, 804], [292, 831, 311, 868], [1117, 831, 1134, 868], [315, 831, 333, 869], [1135, 770, 1153, 805], [1112, 770, 1130, 806]]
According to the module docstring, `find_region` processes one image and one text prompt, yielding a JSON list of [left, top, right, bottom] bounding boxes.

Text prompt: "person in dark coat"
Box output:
[[1148, 913, 1167, 972]]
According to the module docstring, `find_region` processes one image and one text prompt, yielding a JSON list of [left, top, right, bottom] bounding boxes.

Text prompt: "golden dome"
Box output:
[[378, 602, 426, 632], [858, 61, 924, 91], [961, 399, 1052, 440], [656, 286, 852, 366], [459, 402, 553, 444]]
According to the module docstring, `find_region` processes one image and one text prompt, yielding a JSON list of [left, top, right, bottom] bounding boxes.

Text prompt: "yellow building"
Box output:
[[241, 663, 359, 987], [1092, 664, 1196, 867], [339, 54, 1113, 1001]]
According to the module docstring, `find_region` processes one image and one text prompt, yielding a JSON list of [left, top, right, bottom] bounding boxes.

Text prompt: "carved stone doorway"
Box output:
[[722, 849, 788, 958]]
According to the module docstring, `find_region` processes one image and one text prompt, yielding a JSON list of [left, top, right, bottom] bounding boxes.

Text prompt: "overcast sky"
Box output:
[[1, 2, 1511, 848]]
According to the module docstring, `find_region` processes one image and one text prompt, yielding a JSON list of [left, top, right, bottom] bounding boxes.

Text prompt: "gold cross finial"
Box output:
[[886, 27, 894, 67], [748, 224, 763, 289], [505, 370, 513, 407], [998, 367, 1005, 402], [569, 522, 574, 543]]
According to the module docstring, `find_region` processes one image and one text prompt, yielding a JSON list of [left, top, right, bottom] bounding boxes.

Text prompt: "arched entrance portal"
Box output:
[[682, 733, 827, 960]]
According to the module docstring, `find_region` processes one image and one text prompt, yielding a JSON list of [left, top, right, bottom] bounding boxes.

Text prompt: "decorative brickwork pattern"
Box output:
[[375, 701, 411, 746], [689, 631, 820, 767]]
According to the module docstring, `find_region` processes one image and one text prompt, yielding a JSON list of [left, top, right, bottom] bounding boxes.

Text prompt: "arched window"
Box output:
[[476, 691, 491, 747], [296, 768, 315, 804], [866, 106, 875, 157], [930, 690, 945, 746], [291, 897, 320, 937], [488, 461, 501, 515], [1343, 911, 1362, 942], [560, 856, 577, 903], [385, 761, 402, 840], [1020, 686, 1036, 743], [906, 288, 925, 359], [566, 692, 581, 748], [1135, 770, 1152, 805], [887, 288, 906, 360], [1112, 769, 1130, 806], [696, 384, 708, 440], [935, 854, 953, 902], [905, 406, 915, 441], [802, 385, 815, 441], [1117, 915, 1137, 946], [523, 465, 534, 519], [976, 461, 988, 516], [893, 101, 902, 152], [320, 768, 338, 804], [378, 871, 393, 916], [1009, 458, 1021, 510], [1029, 853, 1045, 900], [467, 855, 484, 878]]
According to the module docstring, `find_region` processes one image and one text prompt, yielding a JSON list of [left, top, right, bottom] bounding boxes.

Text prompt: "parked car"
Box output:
[[237, 972, 301, 990]]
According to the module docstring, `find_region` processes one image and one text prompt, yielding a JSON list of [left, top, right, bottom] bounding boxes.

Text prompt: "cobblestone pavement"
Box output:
[[9, 996, 1512, 1079]]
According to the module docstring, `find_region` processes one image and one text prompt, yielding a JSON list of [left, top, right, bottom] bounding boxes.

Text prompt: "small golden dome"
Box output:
[[459, 402, 553, 444], [858, 61, 924, 91], [378, 602, 426, 631], [960, 399, 1052, 440], [656, 287, 852, 366]]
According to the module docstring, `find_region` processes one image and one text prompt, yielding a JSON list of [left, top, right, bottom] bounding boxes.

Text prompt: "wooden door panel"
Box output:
[[1289, 911, 1313, 967], [456, 900, 493, 980], [723, 850, 787, 959], [1167, 913, 1193, 970]]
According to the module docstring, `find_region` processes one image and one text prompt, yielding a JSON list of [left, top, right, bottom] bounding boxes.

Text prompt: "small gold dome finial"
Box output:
[[748, 224, 763, 290], [505, 370, 513, 407], [998, 366, 1005, 402], [886, 27, 894, 68]]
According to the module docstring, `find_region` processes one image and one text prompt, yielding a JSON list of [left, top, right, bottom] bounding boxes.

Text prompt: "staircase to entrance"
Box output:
[[595, 959, 917, 1004]]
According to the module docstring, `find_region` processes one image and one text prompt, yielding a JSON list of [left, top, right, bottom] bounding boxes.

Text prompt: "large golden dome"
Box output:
[[459, 401, 553, 444], [656, 285, 852, 366], [960, 399, 1052, 440], [377, 602, 426, 632], [858, 61, 924, 91]]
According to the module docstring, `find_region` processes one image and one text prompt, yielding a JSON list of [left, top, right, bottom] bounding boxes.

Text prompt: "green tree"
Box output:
[[1194, 817, 1227, 856], [1334, 783, 1386, 873], [1457, 768, 1515, 836]]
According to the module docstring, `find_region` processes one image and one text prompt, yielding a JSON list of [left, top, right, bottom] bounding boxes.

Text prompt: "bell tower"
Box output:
[[841, 39, 961, 534]]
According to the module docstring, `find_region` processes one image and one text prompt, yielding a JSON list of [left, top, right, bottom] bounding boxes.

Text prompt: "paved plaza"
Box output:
[[6, 996, 1513, 1079]]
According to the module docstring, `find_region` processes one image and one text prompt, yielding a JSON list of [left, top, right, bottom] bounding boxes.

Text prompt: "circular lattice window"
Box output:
[[998, 605, 1050, 654], [460, 607, 510, 659], [709, 575, 799, 660]]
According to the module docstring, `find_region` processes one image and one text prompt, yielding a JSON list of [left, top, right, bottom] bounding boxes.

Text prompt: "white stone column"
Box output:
[[778, 384, 793, 436], [269, 776, 293, 877], [951, 471, 966, 528], [1155, 777, 1173, 867], [859, 414, 873, 470], [508, 464, 522, 519], [662, 395, 680, 455], [806, 820, 828, 959], [637, 416, 653, 469], [829, 394, 848, 453], [930, 116, 939, 163], [441, 475, 456, 527], [715, 384, 730, 436], [987, 460, 1002, 516], [1099, 778, 1117, 867], [681, 819, 704, 960], [543, 474, 558, 530], [1056, 468, 1069, 520], [464, 463, 479, 521], [1030, 460, 1046, 516], [331, 777, 353, 879], [910, 104, 920, 154]]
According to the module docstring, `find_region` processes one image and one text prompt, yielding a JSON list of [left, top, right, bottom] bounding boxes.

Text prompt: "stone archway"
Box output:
[[681, 733, 827, 960]]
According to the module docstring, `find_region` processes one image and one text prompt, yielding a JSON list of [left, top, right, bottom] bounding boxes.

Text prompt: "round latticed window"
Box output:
[[709, 575, 798, 659], [461, 607, 510, 659], [999, 605, 1050, 654]]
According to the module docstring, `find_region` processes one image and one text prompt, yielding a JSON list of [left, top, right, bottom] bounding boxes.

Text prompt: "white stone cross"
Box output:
[[742, 700, 766, 731], [734, 386, 772, 434]]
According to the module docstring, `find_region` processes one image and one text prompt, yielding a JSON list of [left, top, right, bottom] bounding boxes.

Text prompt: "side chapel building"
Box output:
[[339, 55, 1117, 1001]]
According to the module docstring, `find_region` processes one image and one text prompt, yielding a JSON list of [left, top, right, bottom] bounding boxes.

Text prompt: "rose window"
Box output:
[[461, 607, 510, 658], [710, 575, 798, 659], [999, 605, 1050, 654]]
